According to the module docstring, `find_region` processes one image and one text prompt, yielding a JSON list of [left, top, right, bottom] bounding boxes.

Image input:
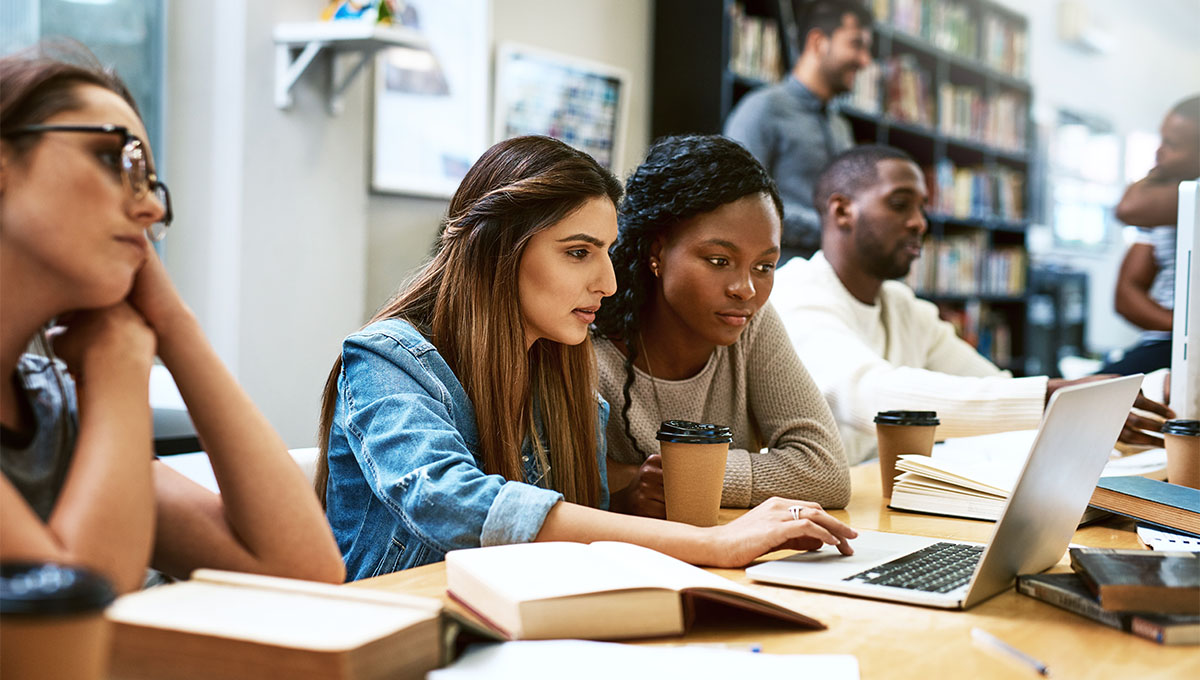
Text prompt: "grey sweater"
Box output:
[[594, 304, 851, 509]]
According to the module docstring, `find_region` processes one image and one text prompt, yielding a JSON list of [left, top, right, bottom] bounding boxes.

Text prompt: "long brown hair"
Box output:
[[316, 136, 622, 508], [1, 41, 140, 154]]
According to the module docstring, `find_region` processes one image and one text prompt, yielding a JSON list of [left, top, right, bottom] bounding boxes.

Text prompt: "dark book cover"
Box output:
[[1089, 478, 1200, 537], [1068, 548, 1200, 615], [1017, 572, 1200, 645]]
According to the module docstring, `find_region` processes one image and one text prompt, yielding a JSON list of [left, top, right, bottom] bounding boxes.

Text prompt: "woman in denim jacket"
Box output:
[[317, 136, 858, 580]]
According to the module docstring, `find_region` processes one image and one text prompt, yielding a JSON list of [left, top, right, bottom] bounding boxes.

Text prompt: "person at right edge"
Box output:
[[772, 145, 1175, 465], [724, 0, 873, 266], [1104, 95, 1200, 375]]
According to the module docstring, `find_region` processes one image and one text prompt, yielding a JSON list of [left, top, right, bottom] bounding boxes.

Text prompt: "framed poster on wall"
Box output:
[[371, 0, 491, 198], [493, 42, 630, 171]]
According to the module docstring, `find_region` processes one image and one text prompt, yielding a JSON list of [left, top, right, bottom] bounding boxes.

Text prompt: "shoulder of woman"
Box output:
[[346, 318, 437, 358]]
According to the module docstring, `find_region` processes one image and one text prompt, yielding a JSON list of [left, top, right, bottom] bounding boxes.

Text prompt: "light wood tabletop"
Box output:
[[349, 463, 1199, 679]]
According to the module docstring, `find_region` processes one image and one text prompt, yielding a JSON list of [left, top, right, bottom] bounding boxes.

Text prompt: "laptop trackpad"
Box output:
[[756, 530, 939, 580]]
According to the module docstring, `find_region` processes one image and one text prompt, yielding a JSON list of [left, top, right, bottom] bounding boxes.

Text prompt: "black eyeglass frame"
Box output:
[[2, 123, 173, 239]]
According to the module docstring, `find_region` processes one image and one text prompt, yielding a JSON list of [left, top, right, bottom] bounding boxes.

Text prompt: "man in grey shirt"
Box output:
[[725, 0, 873, 263]]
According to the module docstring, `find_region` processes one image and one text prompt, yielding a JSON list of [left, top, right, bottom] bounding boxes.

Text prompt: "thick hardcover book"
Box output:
[[107, 569, 443, 680], [1088, 477, 1200, 536], [445, 542, 823, 641], [1016, 572, 1199, 645], [1068, 548, 1200, 615]]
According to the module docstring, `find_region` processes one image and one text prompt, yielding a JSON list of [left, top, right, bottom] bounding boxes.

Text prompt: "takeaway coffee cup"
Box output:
[[0, 563, 116, 680], [1163, 419, 1200, 489], [874, 411, 940, 498], [657, 420, 733, 527]]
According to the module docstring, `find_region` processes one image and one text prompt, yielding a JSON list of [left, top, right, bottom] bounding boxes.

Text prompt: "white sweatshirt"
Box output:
[[773, 251, 1047, 464]]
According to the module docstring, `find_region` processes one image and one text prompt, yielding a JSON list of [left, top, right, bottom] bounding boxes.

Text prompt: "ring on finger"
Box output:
[[788, 505, 803, 521]]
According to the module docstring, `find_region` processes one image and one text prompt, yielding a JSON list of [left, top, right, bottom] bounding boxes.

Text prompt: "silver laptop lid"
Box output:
[[961, 374, 1144, 608]]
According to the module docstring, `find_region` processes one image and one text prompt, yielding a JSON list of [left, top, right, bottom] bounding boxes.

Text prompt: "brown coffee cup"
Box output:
[[657, 420, 733, 527], [1163, 419, 1200, 489], [1, 563, 116, 680], [874, 411, 940, 498]]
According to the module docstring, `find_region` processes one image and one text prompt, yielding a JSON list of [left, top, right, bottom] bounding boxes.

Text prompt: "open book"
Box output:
[[445, 542, 823, 640], [107, 569, 443, 680], [888, 430, 1167, 522]]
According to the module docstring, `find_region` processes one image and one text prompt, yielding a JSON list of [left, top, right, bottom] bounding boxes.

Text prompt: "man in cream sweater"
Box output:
[[773, 145, 1172, 464]]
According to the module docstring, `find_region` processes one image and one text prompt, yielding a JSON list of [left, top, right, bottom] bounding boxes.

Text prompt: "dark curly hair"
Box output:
[[593, 134, 782, 460]]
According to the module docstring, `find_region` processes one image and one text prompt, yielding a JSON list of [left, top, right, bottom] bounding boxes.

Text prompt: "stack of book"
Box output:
[[888, 430, 1168, 522], [1017, 549, 1199, 645]]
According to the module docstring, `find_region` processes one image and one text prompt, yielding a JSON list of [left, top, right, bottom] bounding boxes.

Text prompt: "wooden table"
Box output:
[[350, 464, 1198, 679]]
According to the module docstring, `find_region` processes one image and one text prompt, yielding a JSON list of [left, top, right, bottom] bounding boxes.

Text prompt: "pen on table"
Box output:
[[971, 627, 1049, 676]]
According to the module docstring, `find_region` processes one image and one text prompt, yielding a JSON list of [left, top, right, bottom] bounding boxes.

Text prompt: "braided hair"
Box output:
[[593, 134, 782, 459]]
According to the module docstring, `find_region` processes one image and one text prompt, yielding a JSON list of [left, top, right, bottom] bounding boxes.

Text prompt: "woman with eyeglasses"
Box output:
[[0, 45, 344, 591]]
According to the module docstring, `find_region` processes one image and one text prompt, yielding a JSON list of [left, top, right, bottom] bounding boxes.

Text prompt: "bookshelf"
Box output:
[[651, 0, 1033, 375]]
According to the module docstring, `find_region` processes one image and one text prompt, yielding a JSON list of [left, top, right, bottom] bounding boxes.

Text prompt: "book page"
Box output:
[[589, 542, 764, 597], [908, 430, 1164, 495], [430, 640, 859, 679], [447, 542, 680, 603], [107, 579, 436, 651]]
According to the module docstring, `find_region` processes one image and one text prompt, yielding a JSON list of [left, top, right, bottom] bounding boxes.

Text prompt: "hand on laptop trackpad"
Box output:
[[781, 543, 901, 566]]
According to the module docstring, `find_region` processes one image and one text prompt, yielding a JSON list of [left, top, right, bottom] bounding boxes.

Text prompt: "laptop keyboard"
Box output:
[[843, 542, 984, 593]]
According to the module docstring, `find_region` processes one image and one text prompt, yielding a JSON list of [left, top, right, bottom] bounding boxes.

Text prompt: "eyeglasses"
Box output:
[[2, 124, 173, 241]]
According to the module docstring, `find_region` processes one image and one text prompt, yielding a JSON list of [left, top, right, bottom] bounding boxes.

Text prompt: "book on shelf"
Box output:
[[1068, 548, 1200, 615], [906, 233, 1026, 298], [890, 0, 976, 59], [929, 160, 1025, 222], [845, 60, 882, 113], [930, 301, 1013, 367], [728, 4, 783, 84], [106, 569, 444, 680], [1016, 572, 1200, 646], [445, 541, 823, 641], [888, 430, 1168, 522], [1089, 476, 1200, 537], [981, 13, 1027, 77], [884, 54, 933, 127]]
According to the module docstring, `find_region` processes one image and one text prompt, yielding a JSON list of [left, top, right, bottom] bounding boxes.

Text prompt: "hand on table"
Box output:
[[1046, 374, 1174, 446], [611, 454, 666, 519]]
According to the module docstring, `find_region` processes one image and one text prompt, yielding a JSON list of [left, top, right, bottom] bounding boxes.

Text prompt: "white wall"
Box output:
[[364, 0, 653, 313], [993, 0, 1200, 355], [166, 0, 369, 447], [166, 1, 651, 447]]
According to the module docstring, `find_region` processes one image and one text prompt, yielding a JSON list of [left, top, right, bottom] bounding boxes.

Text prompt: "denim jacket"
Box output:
[[324, 318, 610, 580]]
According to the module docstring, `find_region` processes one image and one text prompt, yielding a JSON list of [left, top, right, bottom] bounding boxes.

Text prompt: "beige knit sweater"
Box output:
[[594, 304, 851, 509]]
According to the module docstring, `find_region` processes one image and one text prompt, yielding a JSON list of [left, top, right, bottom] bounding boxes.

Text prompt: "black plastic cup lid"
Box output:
[[1163, 419, 1200, 437], [874, 410, 940, 426], [656, 419, 733, 444], [0, 563, 115, 616]]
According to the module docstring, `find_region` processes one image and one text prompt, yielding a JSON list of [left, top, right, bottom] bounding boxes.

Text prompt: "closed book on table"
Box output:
[[107, 569, 443, 680], [1016, 572, 1200, 645], [1068, 548, 1200, 615], [1088, 476, 1200, 536], [445, 541, 823, 641]]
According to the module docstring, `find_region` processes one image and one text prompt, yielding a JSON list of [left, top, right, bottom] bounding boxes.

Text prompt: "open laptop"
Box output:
[[747, 374, 1144, 609]]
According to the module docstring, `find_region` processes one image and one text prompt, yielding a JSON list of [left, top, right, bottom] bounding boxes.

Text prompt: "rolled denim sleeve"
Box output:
[[340, 331, 562, 554]]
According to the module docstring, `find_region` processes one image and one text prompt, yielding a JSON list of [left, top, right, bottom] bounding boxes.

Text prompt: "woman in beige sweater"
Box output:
[[593, 135, 850, 518]]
